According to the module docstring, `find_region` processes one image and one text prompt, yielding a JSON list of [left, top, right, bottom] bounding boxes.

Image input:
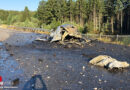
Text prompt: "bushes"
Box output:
[[122, 37, 130, 46], [50, 19, 61, 29], [41, 19, 61, 30], [0, 19, 3, 25], [13, 17, 39, 28], [42, 24, 52, 30], [13, 19, 38, 28], [85, 21, 94, 33]]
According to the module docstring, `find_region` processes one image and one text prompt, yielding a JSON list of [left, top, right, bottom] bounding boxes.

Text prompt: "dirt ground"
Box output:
[[0, 28, 130, 90]]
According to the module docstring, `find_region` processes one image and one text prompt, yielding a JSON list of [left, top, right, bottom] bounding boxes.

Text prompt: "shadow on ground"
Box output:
[[23, 75, 47, 90]]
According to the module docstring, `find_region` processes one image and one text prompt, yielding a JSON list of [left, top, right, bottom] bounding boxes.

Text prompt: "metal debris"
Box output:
[[35, 24, 91, 46], [50, 24, 82, 42], [35, 34, 50, 42], [89, 55, 129, 69]]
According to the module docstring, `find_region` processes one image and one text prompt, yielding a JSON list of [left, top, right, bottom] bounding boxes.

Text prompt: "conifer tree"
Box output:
[[21, 6, 31, 22]]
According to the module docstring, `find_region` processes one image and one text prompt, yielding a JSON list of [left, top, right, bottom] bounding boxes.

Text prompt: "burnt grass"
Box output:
[[1, 29, 130, 90], [5, 40, 130, 90]]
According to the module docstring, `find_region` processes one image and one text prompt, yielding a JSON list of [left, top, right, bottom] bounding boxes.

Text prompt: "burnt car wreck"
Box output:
[[35, 24, 91, 46]]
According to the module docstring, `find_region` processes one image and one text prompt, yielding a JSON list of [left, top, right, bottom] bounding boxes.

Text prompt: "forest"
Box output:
[[0, 0, 130, 35]]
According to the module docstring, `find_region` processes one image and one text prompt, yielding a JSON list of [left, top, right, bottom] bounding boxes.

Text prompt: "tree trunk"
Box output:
[[93, 4, 96, 31], [76, 15, 79, 24], [80, 12, 82, 26], [99, 14, 101, 32], [121, 10, 123, 34], [111, 16, 114, 34], [80, 12, 84, 26], [117, 13, 120, 31], [95, 15, 98, 31], [69, 12, 72, 22]]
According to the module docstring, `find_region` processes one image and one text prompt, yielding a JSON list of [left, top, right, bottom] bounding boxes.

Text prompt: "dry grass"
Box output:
[[98, 37, 130, 46], [0, 25, 50, 35]]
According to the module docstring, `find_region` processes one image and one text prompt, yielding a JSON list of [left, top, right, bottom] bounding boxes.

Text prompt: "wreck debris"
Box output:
[[50, 24, 82, 42], [12, 78, 20, 86], [35, 34, 50, 42], [35, 24, 91, 46], [89, 55, 129, 69]]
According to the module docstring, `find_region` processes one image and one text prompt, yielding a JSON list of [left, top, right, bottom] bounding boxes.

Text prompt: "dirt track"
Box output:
[[0, 28, 130, 90]]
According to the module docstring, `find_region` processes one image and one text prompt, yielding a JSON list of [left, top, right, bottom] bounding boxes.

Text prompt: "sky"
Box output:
[[0, 0, 42, 11]]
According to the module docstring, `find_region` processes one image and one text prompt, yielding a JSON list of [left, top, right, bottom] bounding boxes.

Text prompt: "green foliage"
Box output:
[[6, 14, 20, 25], [14, 19, 38, 28], [122, 37, 130, 45], [0, 0, 129, 35], [50, 19, 61, 29], [0, 10, 9, 21], [85, 21, 94, 33], [42, 19, 61, 30], [42, 24, 52, 30], [21, 6, 31, 22], [0, 19, 3, 24]]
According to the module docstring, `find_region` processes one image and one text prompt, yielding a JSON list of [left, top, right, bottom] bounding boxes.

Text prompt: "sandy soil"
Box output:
[[0, 28, 130, 90]]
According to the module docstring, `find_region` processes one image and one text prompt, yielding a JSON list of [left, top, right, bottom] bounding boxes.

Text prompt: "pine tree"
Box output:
[[67, 0, 75, 22], [21, 6, 31, 22], [36, 0, 129, 34], [75, 0, 86, 26], [37, 0, 46, 26], [115, 0, 124, 34], [105, 0, 115, 34], [60, 0, 68, 23]]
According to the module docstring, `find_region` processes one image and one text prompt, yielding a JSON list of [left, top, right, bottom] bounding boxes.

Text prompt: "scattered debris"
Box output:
[[104, 80, 107, 83], [46, 65, 49, 68], [35, 24, 92, 47], [12, 78, 20, 86], [47, 76, 50, 79], [82, 66, 86, 71], [78, 81, 83, 84], [98, 79, 102, 82], [53, 54, 56, 57], [50, 24, 82, 42], [38, 58, 43, 63], [10, 53, 14, 56], [35, 34, 50, 42], [93, 87, 98, 90], [89, 55, 129, 69]]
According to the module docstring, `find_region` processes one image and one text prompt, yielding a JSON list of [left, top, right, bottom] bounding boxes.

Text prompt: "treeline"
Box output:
[[0, 0, 130, 35], [37, 0, 130, 34], [0, 7, 39, 28]]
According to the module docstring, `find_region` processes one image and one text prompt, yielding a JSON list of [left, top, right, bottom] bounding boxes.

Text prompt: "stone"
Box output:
[[12, 78, 19, 86]]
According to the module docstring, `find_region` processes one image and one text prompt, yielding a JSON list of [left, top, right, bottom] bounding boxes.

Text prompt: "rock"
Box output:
[[93, 87, 98, 90], [12, 78, 19, 86], [38, 59, 43, 63], [10, 53, 14, 56], [82, 66, 86, 71], [89, 55, 129, 69]]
